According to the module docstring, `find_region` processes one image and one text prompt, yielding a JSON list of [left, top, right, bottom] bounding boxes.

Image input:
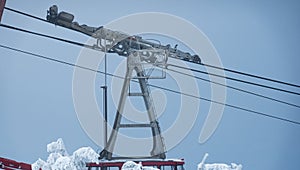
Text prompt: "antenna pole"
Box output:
[[101, 86, 108, 148], [101, 39, 108, 149]]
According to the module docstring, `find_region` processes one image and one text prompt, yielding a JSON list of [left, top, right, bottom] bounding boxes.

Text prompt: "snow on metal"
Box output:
[[32, 139, 99, 170], [197, 153, 242, 170]]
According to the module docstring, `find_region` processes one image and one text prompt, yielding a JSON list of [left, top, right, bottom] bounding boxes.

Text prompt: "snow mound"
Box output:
[[199, 163, 242, 170], [121, 161, 159, 170], [73, 147, 99, 169], [47, 138, 68, 156], [32, 139, 99, 170], [32, 159, 51, 170], [122, 161, 142, 170], [51, 156, 75, 170], [198, 153, 242, 170]]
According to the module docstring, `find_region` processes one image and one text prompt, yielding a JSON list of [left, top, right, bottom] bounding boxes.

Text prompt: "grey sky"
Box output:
[[1, 1, 300, 170]]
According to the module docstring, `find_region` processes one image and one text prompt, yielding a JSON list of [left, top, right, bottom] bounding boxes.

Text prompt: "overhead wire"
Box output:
[[1, 21, 299, 108], [168, 64, 300, 96], [200, 62, 300, 88], [4, 6, 49, 23], [0, 23, 100, 51], [1, 21, 300, 118], [1, 18, 300, 126], [1, 22, 300, 97], [1, 44, 300, 126], [3, 6, 300, 90], [166, 68, 300, 108], [2, 6, 300, 125]]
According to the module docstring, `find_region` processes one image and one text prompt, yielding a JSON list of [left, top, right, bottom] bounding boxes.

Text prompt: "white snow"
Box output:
[[197, 153, 242, 170], [51, 156, 75, 170], [32, 138, 99, 170], [122, 161, 143, 170], [121, 161, 159, 170], [72, 147, 99, 169], [32, 158, 51, 170], [47, 138, 68, 156], [198, 163, 242, 170], [32, 139, 242, 170]]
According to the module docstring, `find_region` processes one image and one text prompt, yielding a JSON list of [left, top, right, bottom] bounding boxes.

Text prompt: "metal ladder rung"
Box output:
[[119, 123, 151, 128], [129, 92, 144, 96]]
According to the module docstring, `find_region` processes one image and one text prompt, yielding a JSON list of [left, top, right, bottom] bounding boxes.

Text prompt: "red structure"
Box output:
[[0, 0, 6, 22], [0, 157, 32, 170], [0, 157, 185, 170], [87, 159, 185, 170]]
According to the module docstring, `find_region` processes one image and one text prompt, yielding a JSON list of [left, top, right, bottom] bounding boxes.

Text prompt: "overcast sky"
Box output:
[[1, 1, 300, 170]]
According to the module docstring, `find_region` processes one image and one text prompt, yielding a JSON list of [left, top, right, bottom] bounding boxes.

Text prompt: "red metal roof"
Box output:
[[0, 157, 32, 170]]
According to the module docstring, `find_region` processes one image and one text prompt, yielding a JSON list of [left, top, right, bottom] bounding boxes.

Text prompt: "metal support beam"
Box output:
[[119, 123, 151, 128], [99, 51, 166, 160], [101, 86, 108, 149]]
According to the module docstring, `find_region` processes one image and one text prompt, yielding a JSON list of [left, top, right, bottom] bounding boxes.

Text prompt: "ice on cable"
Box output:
[[32, 138, 99, 170], [197, 153, 242, 170]]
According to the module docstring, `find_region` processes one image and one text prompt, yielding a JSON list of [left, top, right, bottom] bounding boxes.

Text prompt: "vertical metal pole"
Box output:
[[101, 39, 108, 150], [0, 0, 6, 23], [101, 86, 108, 153]]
